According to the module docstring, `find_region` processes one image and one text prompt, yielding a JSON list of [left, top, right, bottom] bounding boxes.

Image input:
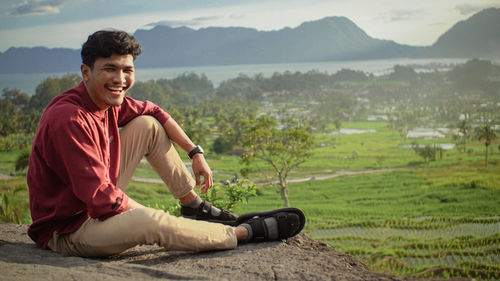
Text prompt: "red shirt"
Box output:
[[27, 82, 170, 248]]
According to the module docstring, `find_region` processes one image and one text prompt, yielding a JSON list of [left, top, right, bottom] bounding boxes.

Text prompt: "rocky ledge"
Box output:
[[1, 223, 406, 280]]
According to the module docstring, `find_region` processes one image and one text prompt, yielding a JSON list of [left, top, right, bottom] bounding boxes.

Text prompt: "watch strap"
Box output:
[[188, 145, 203, 159]]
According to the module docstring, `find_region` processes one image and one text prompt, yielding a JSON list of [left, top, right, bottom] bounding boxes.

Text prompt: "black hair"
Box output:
[[81, 30, 142, 68]]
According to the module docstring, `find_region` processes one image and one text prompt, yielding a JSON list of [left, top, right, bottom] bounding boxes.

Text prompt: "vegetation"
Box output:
[[476, 123, 497, 167], [0, 58, 499, 280], [241, 115, 313, 207]]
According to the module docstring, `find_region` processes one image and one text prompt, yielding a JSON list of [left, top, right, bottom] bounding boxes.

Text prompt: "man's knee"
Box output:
[[125, 115, 162, 134], [121, 115, 171, 150]]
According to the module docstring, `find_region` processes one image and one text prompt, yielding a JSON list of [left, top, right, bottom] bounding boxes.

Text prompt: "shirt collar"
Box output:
[[76, 81, 107, 119]]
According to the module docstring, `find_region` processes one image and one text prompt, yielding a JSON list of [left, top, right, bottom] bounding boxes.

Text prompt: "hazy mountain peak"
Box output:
[[428, 7, 500, 58], [0, 8, 498, 74]]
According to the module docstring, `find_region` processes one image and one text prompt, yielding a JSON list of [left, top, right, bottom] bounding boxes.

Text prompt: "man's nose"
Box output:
[[113, 70, 126, 84]]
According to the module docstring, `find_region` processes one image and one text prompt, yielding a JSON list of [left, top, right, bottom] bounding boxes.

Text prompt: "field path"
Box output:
[[132, 167, 406, 186], [256, 167, 406, 186], [0, 173, 12, 180]]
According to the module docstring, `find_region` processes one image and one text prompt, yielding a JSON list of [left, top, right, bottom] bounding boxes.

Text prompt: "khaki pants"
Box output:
[[48, 116, 237, 257]]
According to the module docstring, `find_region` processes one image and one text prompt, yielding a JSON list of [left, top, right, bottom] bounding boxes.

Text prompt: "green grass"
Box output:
[[235, 169, 500, 220], [1, 120, 499, 280]]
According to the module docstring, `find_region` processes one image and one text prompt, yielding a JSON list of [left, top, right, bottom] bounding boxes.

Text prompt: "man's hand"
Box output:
[[191, 153, 213, 194]]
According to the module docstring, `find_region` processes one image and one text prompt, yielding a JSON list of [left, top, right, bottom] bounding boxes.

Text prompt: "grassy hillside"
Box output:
[[1, 121, 499, 279]]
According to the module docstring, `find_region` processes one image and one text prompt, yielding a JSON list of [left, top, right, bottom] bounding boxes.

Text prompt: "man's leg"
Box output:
[[47, 116, 240, 257], [117, 115, 194, 198], [47, 206, 303, 257], [48, 207, 238, 257], [117, 115, 237, 224]]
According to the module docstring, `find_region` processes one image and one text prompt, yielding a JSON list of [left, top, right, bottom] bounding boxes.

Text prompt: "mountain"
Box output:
[[0, 8, 498, 74], [424, 7, 500, 58], [0, 47, 80, 74], [133, 16, 421, 68]]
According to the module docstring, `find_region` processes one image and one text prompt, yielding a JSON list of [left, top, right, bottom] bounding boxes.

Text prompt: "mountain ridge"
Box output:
[[0, 8, 498, 74], [426, 7, 500, 58], [133, 16, 421, 68]]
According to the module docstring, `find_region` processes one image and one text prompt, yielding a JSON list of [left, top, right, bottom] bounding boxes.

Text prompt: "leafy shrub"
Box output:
[[212, 135, 234, 154], [150, 201, 182, 217], [15, 150, 30, 172], [201, 179, 256, 211], [0, 186, 29, 224], [413, 144, 443, 163], [0, 137, 15, 152], [151, 179, 256, 216], [0, 135, 32, 152]]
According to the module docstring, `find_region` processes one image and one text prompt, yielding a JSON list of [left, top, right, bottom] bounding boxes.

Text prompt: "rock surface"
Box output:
[[1, 223, 405, 281]]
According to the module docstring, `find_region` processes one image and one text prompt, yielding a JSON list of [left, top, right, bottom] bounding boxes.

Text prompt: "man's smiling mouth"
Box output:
[[106, 85, 127, 94]]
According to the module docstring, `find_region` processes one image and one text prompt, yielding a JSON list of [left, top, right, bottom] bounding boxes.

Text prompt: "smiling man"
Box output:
[[26, 30, 304, 257]]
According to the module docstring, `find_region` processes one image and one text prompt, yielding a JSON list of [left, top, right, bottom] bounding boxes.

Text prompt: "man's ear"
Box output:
[[81, 64, 90, 82]]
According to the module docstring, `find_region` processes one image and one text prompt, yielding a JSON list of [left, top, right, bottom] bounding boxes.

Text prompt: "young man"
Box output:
[[26, 30, 304, 257]]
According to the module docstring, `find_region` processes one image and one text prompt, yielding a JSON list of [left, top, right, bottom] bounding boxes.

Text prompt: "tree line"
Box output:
[[2, 58, 498, 156], [1, 58, 498, 205]]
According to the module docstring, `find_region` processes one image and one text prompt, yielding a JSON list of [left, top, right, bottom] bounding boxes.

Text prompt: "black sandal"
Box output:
[[180, 200, 239, 226], [240, 208, 306, 242]]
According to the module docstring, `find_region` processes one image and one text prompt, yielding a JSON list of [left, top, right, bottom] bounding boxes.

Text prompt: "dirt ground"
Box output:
[[0, 223, 410, 281]]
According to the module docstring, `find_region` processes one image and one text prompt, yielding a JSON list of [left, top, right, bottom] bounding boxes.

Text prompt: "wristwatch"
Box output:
[[188, 145, 204, 159]]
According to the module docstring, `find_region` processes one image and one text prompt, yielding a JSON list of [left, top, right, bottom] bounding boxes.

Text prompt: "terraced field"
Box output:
[[1, 121, 499, 279]]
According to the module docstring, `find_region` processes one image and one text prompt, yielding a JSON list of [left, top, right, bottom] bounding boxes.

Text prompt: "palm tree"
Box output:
[[477, 124, 497, 167], [457, 119, 471, 152]]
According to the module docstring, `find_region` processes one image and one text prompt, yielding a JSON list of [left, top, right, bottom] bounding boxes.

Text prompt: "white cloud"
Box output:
[[0, 14, 148, 50], [5, 0, 71, 16], [375, 9, 427, 22], [1, 0, 499, 51], [144, 16, 224, 28], [456, 4, 490, 15]]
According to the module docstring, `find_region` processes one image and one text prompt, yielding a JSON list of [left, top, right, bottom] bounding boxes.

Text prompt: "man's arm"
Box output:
[[116, 97, 213, 193], [163, 117, 213, 194]]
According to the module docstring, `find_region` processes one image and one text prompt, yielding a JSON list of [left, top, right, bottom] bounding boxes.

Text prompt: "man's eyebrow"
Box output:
[[102, 63, 134, 69]]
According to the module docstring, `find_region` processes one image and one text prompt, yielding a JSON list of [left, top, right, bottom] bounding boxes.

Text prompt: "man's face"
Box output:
[[81, 53, 135, 110]]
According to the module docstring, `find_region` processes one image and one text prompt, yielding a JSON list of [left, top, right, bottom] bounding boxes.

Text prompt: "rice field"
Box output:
[[310, 217, 500, 279], [1, 121, 499, 279]]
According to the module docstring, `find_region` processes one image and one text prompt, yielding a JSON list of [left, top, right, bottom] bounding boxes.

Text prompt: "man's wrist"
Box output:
[[188, 145, 204, 159]]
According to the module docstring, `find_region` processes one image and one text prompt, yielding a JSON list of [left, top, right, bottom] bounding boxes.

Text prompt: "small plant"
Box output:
[[15, 149, 30, 172], [150, 179, 257, 216], [413, 144, 442, 163], [151, 201, 182, 217], [0, 186, 27, 224], [201, 179, 257, 211]]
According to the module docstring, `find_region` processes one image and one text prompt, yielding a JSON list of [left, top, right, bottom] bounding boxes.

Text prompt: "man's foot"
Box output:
[[239, 209, 305, 242], [181, 200, 239, 226]]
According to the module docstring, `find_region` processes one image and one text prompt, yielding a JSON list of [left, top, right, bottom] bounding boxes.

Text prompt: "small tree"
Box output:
[[414, 144, 435, 163], [334, 118, 342, 135], [29, 73, 81, 111], [457, 119, 471, 152], [477, 124, 497, 167], [241, 116, 313, 207], [0, 99, 18, 137]]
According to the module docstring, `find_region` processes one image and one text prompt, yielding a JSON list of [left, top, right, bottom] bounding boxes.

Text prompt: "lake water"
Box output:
[[0, 58, 465, 95]]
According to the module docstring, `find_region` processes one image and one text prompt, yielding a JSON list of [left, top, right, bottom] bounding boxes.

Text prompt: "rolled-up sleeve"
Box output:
[[117, 97, 170, 127]]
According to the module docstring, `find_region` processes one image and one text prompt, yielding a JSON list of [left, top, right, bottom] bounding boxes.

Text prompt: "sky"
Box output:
[[1, 0, 499, 52]]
